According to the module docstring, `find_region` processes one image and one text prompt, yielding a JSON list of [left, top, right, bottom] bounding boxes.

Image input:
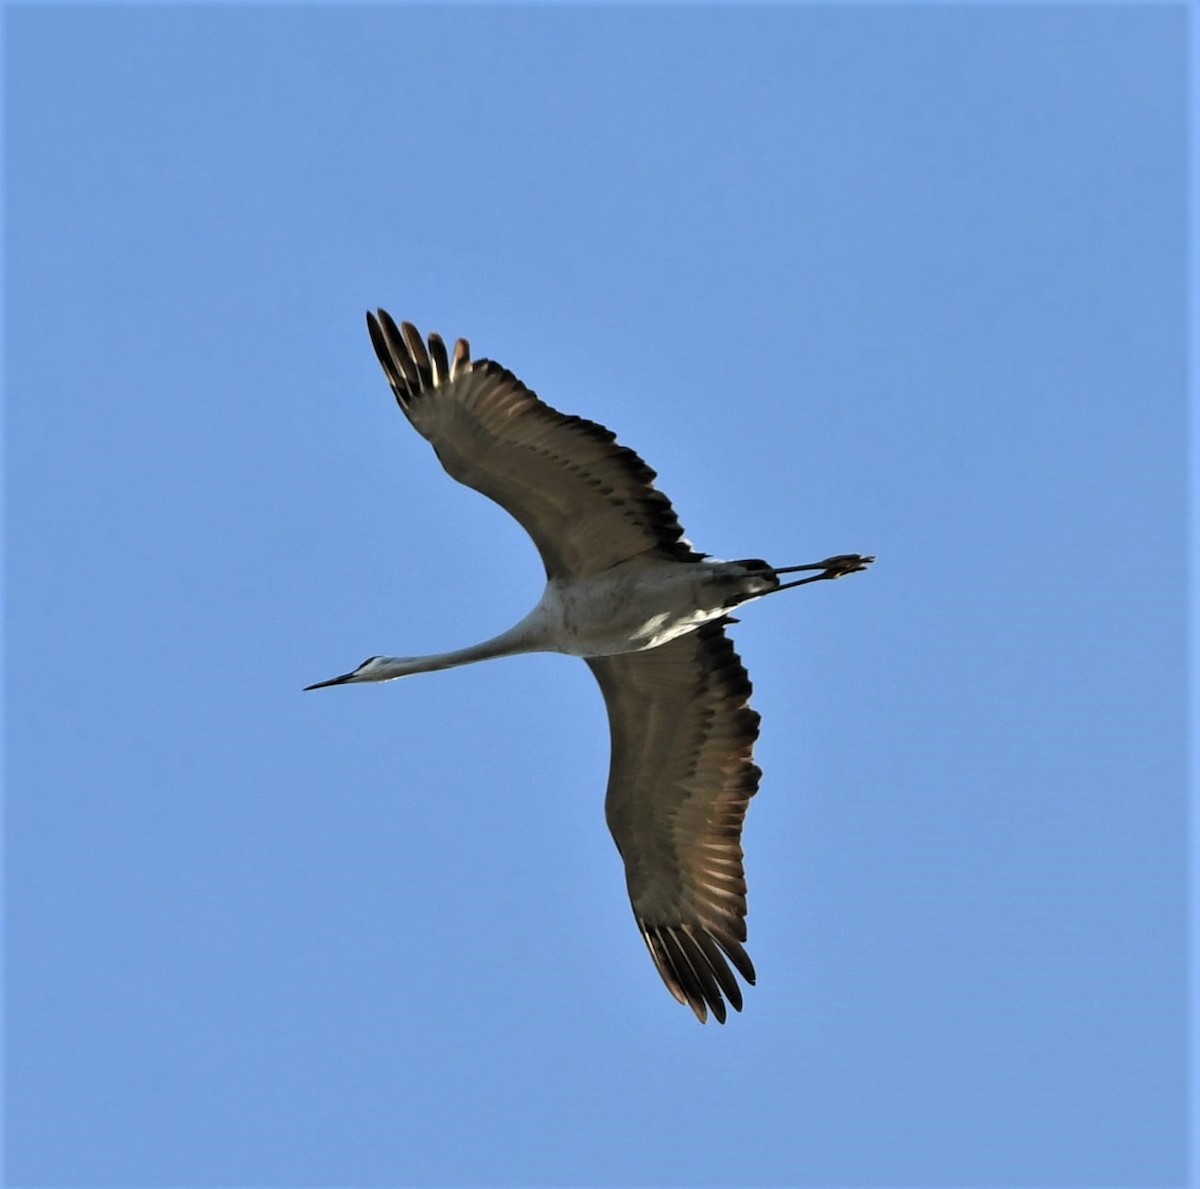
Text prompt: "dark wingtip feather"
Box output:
[[658, 927, 726, 1024], [366, 311, 405, 399], [641, 921, 757, 1024], [427, 332, 450, 385], [367, 314, 468, 417], [692, 929, 744, 1012], [374, 309, 420, 388], [400, 321, 433, 382], [714, 933, 756, 985], [451, 336, 471, 379]]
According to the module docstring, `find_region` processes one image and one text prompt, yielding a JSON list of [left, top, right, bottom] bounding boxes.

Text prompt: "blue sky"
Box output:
[[5, 5, 1190, 1187]]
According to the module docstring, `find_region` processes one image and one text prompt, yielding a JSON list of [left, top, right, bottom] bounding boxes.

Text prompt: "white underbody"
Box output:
[[520, 557, 775, 657]]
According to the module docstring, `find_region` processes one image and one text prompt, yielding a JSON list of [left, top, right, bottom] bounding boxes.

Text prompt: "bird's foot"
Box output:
[[814, 553, 874, 579], [772, 553, 874, 591]]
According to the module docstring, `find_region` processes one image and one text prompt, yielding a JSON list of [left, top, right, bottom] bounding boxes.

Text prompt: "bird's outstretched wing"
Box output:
[[367, 311, 704, 580], [586, 619, 760, 1023]]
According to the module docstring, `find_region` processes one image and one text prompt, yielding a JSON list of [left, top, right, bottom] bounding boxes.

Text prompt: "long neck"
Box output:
[[371, 611, 550, 680]]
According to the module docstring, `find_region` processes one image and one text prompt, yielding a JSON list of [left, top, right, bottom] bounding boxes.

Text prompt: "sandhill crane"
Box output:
[[306, 311, 872, 1023]]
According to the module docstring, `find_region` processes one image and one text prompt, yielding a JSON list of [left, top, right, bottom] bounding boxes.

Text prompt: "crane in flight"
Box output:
[[306, 311, 872, 1022]]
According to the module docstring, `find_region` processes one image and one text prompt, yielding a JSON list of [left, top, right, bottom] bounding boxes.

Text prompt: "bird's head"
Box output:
[[304, 655, 401, 690]]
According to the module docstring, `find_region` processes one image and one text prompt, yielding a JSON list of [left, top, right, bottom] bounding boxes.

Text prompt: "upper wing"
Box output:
[[367, 311, 704, 580], [586, 619, 761, 1023]]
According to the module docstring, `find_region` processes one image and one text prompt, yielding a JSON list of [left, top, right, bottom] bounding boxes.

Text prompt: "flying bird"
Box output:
[[307, 311, 872, 1023]]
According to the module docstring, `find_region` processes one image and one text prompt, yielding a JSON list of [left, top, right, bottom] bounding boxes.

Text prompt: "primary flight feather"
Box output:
[[307, 311, 872, 1023]]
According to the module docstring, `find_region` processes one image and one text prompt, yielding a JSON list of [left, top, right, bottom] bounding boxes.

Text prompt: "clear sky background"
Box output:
[[5, 5, 1190, 1188]]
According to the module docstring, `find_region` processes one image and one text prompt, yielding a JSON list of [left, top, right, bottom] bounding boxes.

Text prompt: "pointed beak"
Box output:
[[303, 672, 355, 691]]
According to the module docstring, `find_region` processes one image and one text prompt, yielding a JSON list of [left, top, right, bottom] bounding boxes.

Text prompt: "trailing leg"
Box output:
[[773, 553, 874, 590]]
